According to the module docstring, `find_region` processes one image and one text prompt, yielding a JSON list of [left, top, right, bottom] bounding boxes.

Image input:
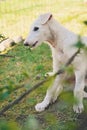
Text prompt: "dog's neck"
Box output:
[[46, 18, 77, 55], [46, 20, 57, 47]]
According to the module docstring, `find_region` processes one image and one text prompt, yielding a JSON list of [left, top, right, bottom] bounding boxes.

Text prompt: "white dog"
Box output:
[[24, 13, 87, 113]]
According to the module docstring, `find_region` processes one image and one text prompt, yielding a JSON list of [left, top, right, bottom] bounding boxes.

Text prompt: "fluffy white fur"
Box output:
[[24, 13, 87, 113], [84, 0, 87, 3]]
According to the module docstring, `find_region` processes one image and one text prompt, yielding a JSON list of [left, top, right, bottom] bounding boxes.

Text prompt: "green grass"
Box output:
[[0, 0, 87, 130], [0, 44, 51, 87]]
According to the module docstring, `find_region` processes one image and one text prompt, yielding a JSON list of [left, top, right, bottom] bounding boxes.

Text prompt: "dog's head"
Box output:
[[24, 13, 53, 48]]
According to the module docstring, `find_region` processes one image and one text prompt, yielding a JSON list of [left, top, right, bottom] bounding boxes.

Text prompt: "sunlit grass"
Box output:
[[0, 0, 87, 37]]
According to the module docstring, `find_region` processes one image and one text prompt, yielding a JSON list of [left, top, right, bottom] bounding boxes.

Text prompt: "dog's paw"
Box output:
[[73, 104, 84, 113], [35, 102, 46, 112], [45, 72, 55, 77]]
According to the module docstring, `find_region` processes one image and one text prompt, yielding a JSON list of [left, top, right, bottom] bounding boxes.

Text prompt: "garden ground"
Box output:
[[0, 0, 87, 129]]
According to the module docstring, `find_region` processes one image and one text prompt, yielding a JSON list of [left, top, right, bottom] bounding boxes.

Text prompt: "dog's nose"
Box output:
[[24, 42, 29, 46]]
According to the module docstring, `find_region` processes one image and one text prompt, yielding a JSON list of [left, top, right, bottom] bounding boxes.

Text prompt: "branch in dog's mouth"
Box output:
[[28, 41, 38, 51], [32, 41, 38, 47]]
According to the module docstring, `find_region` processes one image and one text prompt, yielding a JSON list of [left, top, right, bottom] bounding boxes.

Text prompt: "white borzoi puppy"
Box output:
[[24, 13, 87, 113]]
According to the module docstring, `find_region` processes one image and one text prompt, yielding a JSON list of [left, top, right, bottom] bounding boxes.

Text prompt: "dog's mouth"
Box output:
[[32, 41, 38, 47], [24, 41, 38, 50]]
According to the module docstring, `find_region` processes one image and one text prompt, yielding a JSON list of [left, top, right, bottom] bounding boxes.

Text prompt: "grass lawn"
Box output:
[[0, 0, 87, 130]]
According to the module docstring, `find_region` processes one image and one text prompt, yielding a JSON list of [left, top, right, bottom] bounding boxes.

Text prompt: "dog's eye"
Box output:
[[33, 27, 39, 31]]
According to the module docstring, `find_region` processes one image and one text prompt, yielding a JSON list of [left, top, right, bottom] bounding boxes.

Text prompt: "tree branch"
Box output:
[[0, 54, 15, 58]]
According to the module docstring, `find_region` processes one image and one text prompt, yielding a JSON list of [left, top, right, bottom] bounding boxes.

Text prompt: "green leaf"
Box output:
[[24, 115, 40, 130], [74, 36, 85, 49], [83, 20, 87, 25], [0, 120, 20, 130]]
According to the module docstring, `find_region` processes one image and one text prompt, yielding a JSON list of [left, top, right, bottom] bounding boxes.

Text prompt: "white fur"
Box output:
[[84, 0, 87, 3], [24, 13, 87, 113]]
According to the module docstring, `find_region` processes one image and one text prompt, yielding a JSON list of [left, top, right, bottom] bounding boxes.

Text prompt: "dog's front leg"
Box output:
[[46, 59, 59, 76], [73, 70, 86, 113], [45, 51, 61, 77], [35, 75, 63, 112]]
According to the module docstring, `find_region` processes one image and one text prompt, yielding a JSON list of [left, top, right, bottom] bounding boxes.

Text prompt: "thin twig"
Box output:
[[55, 49, 80, 75], [0, 79, 47, 116], [0, 54, 15, 58], [0, 49, 80, 116]]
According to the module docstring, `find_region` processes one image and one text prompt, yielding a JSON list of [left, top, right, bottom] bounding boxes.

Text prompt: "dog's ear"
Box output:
[[40, 13, 52, 25]]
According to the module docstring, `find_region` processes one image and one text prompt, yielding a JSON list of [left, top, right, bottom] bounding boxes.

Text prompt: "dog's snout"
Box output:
[[24, 42, 29, 46]]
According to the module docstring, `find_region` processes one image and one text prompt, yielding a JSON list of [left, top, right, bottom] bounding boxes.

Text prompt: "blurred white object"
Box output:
[[0, 38, 15, 52], [84, 0, 87, 3], [13, 36, 23, 44]]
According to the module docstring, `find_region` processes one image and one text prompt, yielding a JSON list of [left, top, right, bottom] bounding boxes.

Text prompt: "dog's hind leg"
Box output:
[[35, 75, 63, 112], [83, 91, 87, 98], [51, 85, 63, 103], [84, 77, 87, 97], [73, 69, 86, 113]]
